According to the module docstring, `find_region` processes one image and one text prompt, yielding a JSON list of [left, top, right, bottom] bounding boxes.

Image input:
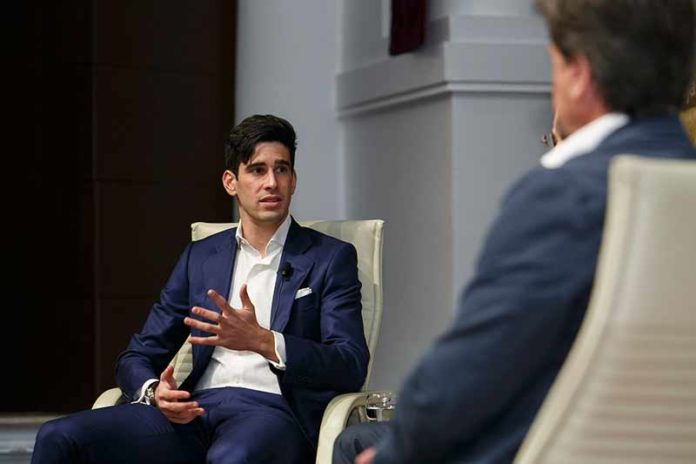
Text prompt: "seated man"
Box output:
[[334, 0, 696, 463], [33, 114, 369, 464]]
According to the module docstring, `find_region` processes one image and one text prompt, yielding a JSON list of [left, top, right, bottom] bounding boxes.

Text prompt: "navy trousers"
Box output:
[[332, 422, 389, 464], [32, 387, 312, 464]]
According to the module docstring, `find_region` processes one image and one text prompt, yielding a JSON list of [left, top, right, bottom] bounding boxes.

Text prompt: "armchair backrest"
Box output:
[[515, 156, 696, 463], [170, 219, 385, 389]]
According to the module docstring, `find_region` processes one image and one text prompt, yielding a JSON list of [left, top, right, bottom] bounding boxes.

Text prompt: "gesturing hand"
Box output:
[[185, 285, 278, 362], [155, 365, 204, 424]]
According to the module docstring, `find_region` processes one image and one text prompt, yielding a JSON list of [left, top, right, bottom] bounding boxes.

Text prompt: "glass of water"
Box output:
[[365, 392, 396, 422]]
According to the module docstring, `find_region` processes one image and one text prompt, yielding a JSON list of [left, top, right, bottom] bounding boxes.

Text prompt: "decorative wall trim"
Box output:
[[338, 80, 551, 117], [337, 15, 551, 117]]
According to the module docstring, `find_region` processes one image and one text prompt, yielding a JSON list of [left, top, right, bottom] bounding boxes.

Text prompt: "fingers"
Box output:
[[167, 409, 205, 424], [207, 289, 232, 314], [188, 335, 220, 346], [184, 289, 258, 352], [155, 379, 203, 424], [186, 290, 245, 335], [158, 399, 205, 424], [239, 284, 255, 312], [184, 314, 221, 334], [159, 365, 178, 389], [160, 399, 198, 413], [160, 365, 174, 381], [188, 306, 221, 323], [157, 387, 191, 402], [200, 287, 254, 315]]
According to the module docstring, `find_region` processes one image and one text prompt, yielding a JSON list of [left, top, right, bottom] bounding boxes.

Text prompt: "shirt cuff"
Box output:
[[268, 331, 286, 370], [130, 378, 159, 405]]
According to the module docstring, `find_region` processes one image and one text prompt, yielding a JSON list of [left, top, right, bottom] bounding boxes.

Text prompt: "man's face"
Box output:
[[223, 141, 296, 227]]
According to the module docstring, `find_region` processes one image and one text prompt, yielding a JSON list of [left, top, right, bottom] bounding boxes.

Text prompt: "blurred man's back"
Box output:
[[334, 1, 696, 463]]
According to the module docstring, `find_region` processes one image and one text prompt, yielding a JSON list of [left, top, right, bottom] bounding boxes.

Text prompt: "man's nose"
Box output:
[[265, 171, 278, 189]]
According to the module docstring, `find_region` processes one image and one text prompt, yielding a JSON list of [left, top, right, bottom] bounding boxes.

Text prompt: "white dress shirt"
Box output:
[[195, 215, 291, 395], [540, 113, 629, 169]]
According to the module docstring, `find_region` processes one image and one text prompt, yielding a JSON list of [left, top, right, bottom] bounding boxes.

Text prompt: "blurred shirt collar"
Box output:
[[541, 113, 629, 169]]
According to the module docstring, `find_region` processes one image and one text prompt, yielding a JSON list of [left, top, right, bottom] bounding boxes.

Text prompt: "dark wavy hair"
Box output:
[[224, 114, 297, 175], [535, 0, 695, 115]]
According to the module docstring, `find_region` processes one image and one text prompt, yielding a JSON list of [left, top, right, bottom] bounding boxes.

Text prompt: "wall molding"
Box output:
[[337, 15, 551, 117]]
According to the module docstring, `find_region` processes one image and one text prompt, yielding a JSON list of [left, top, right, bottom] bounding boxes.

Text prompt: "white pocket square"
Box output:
[[295, 287, 313, 299]]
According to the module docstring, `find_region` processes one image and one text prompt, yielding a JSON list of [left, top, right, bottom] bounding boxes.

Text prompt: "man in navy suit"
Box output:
[[33, 114, 369, 463], [333, 0, 696, 463]]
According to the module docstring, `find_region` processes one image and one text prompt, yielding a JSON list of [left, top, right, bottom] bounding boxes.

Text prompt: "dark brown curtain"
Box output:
[[389, 0, 427, 55]]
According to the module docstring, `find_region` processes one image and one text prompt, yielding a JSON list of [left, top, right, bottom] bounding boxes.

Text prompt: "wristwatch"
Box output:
[[144, 382, 159, 407]]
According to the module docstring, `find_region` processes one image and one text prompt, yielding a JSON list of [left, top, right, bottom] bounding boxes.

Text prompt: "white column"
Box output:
[[339, 0, 552, 390], [235, 0, 343, 221]]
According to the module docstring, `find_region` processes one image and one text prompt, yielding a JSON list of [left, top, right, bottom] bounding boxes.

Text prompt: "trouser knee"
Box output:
[[32, 417, 79, 463], [36, 418, 67, 446]]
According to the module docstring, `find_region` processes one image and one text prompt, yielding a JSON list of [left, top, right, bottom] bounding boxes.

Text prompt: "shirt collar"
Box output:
[[540, 112, 629, 169], [235, 214, 292, 254]]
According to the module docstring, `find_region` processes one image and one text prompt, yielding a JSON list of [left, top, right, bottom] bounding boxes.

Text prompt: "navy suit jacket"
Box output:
[[115, 219, 369, 445], [374, 115, 696, 463]]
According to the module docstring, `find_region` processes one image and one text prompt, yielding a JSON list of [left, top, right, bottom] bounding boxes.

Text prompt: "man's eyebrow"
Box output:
[[244, 159, 291, 170], [244, 162, 266, 170]]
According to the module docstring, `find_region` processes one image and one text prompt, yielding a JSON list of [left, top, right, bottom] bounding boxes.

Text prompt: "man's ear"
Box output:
[[568, 54, 593, 101], [290, 170, 297, 195], [222, 170, 237, 196], [570, 54, 608, 115]]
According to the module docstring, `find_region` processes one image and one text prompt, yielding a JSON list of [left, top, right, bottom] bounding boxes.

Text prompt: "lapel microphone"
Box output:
[[280, 262, 292, 279]]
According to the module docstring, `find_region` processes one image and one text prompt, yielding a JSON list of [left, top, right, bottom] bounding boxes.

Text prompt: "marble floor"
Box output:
[[0, 415, 59, 464]]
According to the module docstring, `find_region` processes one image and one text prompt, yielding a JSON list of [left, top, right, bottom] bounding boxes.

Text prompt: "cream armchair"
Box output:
[[92, 219, 385, 464], [515, 155, 696, 462]]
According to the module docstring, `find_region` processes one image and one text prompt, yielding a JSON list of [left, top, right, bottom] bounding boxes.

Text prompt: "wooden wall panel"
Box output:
[[5, 0, 236, 413]]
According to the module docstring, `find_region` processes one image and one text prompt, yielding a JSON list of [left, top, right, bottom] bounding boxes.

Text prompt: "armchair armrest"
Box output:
[[92, 387, 123, 409], [315, 390, 395, 464], [94, 386, 394, 464]]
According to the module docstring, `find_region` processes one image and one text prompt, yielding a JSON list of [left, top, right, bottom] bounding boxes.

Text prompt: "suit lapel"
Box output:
[[201, 230, 237, 307], [271, 219, 314, 332], [188, 229, 237, 381]]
